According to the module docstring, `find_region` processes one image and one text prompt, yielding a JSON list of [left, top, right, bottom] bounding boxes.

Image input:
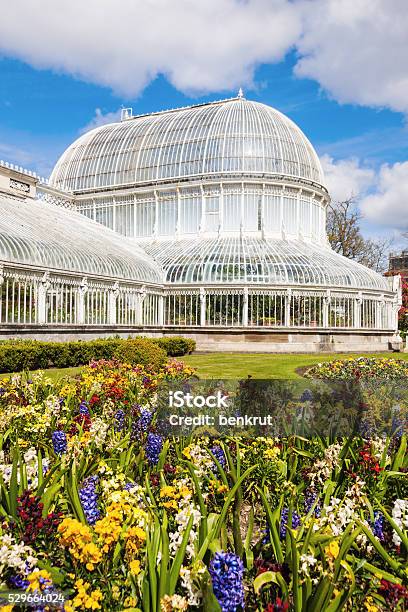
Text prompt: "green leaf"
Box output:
[[288, 528, 302, 612], [253, 571, 280, 595], [159, 513, 170, 601], [202, 569, 222, 612], [256, 486, 283, 564], [41, 480, 62, 516]]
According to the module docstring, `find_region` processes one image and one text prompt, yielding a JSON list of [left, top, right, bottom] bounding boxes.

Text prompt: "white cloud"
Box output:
[[0, 0, 407, 115], [295, 0, 408, 114], [320, 154, 375, 202], [360, 161, 408, 228], [321, 154, 408, 232], [80, 108, 122, 134], [0, 0, 301, 97]]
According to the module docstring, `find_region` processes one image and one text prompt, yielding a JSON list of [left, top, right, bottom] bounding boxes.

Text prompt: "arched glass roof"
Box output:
[[0, 194, 163, 284], [143, 237, 390, 291], [50, 97, 325, 192]]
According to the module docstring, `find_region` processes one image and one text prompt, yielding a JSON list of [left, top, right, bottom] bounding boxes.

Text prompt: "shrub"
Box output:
[[113, 338, 167, 369], [0, 336, 192, 373], [152, 336, 196, 356]]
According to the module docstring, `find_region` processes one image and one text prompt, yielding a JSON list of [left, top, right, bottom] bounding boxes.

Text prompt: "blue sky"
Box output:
[[1, 53, 406, 177], [0, 0, 407, 241]]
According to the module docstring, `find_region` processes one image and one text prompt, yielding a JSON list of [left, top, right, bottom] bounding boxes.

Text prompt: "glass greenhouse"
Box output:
[[0, 94, 401, 348], [0, 190, 163, 326]]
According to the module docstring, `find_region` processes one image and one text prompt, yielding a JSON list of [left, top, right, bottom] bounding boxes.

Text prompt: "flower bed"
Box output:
[[0, 360, 407, 611], [306, 357, 408, 380]]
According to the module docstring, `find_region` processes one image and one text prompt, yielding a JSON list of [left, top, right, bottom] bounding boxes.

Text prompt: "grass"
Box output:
[[1, 352, 408, 381], [0, 366, 83, 382], [182, 351, 408, 379]]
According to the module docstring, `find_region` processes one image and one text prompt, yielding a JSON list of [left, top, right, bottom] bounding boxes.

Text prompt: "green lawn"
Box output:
[[1, 352, 408, 381], [0, 366, 83, 382], [182, 352, 408, 379]]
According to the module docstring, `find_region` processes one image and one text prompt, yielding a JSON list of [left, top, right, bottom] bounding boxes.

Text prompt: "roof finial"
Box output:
[[237, 87, 244, 99]]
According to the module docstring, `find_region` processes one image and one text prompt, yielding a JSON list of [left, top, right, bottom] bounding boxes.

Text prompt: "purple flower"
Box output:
[[304, 490, 321, 518], [145, 432, 163, 465], [211, 445, 227, 471], [280, 508, 301, 539], [114, 409, 125, 432], [373, 511, 385, 541], [209, 551, 245, 612], [300, 389, 313, 402], [8, 573, 30, 589], [79, 401, 89, 416], [138, 408, 153, 432], [131, 408, 153, 440], [52, 430, 67, 455], [79, 476, 100, 525]]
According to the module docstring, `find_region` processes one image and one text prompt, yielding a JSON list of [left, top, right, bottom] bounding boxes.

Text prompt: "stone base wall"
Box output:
[[0, 325, 398, 353]]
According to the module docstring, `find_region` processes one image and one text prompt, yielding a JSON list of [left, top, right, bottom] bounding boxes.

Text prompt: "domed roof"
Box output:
[[50, 96, 325, 193], [143, 237, 389, 290], [0, 194, 163, 284]]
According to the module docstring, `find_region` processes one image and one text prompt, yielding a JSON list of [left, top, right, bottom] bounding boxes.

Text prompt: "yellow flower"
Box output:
[[160, 485, 177, 498], [182, 446, 191, 459], [264, 446, 281, 460], [111, 585, 120, 600], [178, 485, 192, 499], [163, 500, 178, 511], [27, 569, 52, 592], [325, 540, 340, 559], [67, 579, 103, 610], [129, 559, 141, 575], [58, 518, 102, 570], [124, 596, 137, 608], [365, 597, 379, 612]]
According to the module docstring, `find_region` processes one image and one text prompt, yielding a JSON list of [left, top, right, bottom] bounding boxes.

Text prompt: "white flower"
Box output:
[[392, 499, 408, 547], [300, 553, 317, 576], [180, 561, 206, 607], [90, 417, 109, 448], [0, 534, 37, 576]]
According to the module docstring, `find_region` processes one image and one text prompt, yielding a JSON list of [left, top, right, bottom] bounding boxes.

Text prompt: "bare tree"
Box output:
[[327, 197, 392, 273]]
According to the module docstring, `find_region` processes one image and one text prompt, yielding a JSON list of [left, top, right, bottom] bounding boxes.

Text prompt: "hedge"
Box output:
[[152, 336, 195, 356], [0, 336, 195, 373]]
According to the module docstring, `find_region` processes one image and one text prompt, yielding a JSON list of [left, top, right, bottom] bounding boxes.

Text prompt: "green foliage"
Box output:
[[113, 338, 166, 370], [152, 336, 196, 356], [0, 335, 195, 373]]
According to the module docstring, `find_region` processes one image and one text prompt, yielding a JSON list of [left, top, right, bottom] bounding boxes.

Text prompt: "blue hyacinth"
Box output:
[[304, 490, 321, 518], [209, 551, 244, 612], [300, 389, 313, 402], [280, 507, 301, 539], [138, 408, 153, 431], [131, 407, 153, 440], [372, 511, 385, 541], [145, 432, 163, 465], [211, 445, 227, 471], [79, 476, 100, 525], [114, 409, 125, 432], [52, 430, 67, 455], [79, 401, 89, 415]]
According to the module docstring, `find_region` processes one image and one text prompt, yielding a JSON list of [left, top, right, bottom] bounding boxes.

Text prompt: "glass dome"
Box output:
[[143, 237, 390, 290], [50, 96, 325, 193], [0, 194, 162, 284]]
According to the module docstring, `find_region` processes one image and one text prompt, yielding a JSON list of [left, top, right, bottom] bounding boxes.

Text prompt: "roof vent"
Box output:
[[121, 107, 133, 121]]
